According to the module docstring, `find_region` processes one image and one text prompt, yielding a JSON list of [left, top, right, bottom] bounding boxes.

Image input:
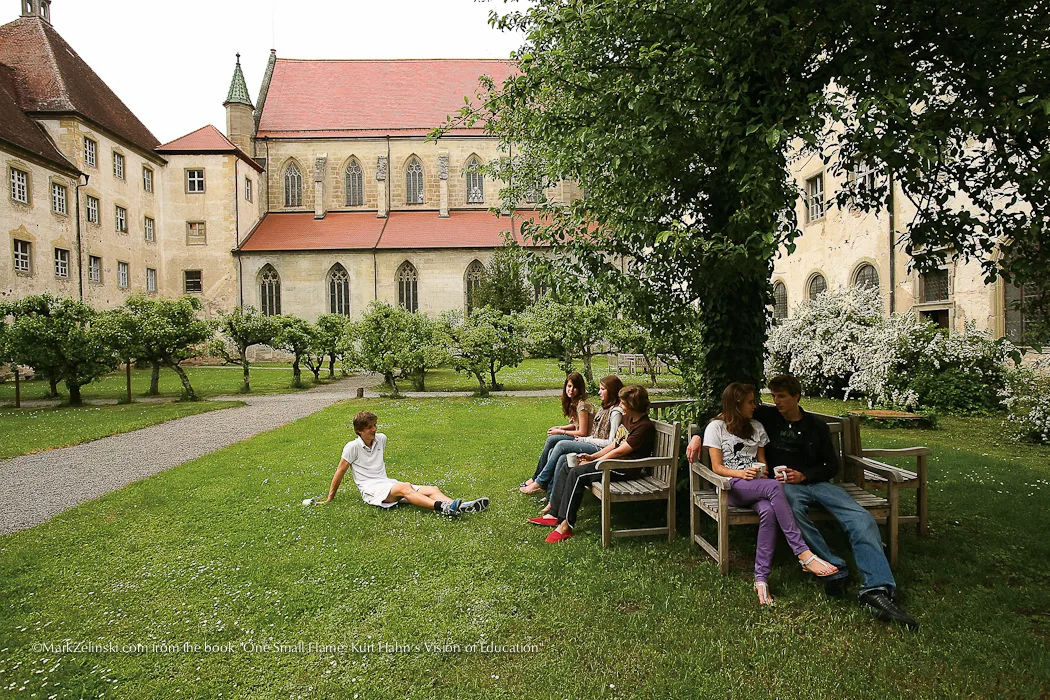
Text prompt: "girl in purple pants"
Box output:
[[700, 383, 839, 605]]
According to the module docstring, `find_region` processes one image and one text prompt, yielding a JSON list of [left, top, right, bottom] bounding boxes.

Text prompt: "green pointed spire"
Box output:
[[224, 53, 253, 108]]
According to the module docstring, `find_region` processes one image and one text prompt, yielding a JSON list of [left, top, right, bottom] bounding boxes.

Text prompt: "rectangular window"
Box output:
[[54, 248, 69, 278], [84, 137, 97, 168], [51, 182, 67, 214], [806, 174, 825, 222], [115, 205, 128, 232], [854, 161, 876, 191], [184, 270, 202, 294], [118, 261, 129, 288], [13, 239, 31, 273], [186, 169, 205, 193], [88, 255, 101, 283], [10, 167, 28, 203], [113, 152, 125, 180], [144, 216, 155, 242], [86, 195, 99, 224], [921, 269, 950, 302], [186, 221, 207, 245], [245, 177, 252, 202], [143, 166, 153, 193], [146, 267, 157, 293]]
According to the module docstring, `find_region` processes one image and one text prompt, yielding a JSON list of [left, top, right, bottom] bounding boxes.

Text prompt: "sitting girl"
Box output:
[[529, 375, 624, 511], [700, 382, 839, 605], [520, 372, 594, 495]]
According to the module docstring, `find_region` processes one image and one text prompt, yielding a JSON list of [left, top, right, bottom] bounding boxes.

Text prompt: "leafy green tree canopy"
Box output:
[[472, 243, 533, 315], [213, 306, 278, 392], [125, 295, 213, 401]]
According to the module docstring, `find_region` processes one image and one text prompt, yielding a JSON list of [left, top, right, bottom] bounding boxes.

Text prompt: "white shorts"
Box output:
[[360, 478, 418, 508]]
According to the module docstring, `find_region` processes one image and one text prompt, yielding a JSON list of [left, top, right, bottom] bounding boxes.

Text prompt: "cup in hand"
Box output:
[[750, 461, 766, 478], [774, 465, 789, 482]]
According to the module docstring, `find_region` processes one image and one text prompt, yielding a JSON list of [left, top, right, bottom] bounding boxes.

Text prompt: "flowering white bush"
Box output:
[[846, 312, 934, 409], [1001, 358, 1050, 444]]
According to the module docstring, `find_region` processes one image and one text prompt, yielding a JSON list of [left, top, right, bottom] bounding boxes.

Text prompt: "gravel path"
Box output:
[[0, 376, 376, 535]]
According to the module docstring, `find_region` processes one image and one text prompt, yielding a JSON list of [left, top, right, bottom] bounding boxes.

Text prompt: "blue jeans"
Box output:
[[539, 441, 602, 491], [532, 434, 574, 482], [784, 481, 896, 596]]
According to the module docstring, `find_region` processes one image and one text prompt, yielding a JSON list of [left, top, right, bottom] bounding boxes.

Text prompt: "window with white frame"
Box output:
[[14, 239, 31, 273], [86, 195, 99, 224], [186, 169, 205, 193], [10, 167, 28, 203], [184, 270, 202, 293], [51, 182, 67, 215], [143, 166, 153, 193], [854, 161, 876, 192], [806, 173, 825, 222], [144, 216, 155, 242], [465, 157, 484, 204], [88, 255, 101, 283], [113, 152, 125, 180], [345, 159, 363, 206], [186, 221, 206, 245], [115, 205, 127, 232], [405, 158, 424, 205], [54, 248, 69, 278], [284, 164, 302, 207], [328, 264, 350, 316], [118, 261, 129, 288], [146, 267, 157, 293], [245, 177, 252, 202], [84, 137, 97, 168]]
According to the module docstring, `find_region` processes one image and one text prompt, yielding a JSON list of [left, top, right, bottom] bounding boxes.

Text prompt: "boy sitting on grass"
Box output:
[[317, 411, 488, 516]]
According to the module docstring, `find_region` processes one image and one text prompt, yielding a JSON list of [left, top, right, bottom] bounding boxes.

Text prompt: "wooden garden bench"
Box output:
[[578, 418, 681, 547], [688, 409, 903, 573]]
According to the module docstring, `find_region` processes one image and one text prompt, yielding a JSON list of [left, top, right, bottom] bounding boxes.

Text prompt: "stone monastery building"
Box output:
[[0, 0, 1034, 344]]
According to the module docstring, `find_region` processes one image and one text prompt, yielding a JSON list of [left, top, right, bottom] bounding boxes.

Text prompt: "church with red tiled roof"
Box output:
[[1, 0, 576, 319]]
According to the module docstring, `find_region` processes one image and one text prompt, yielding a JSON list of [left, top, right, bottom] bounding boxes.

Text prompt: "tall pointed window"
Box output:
[[465, 260, 485, 314], [773, 282, 788, 321], [328, 264, 350, 316], [260, 265, 281, 316], [345, 159, 364, 206], [284, 163, 302, 208], [397, 261, 419, 312], [465, 156, 484, 204], [405, 158, 424, 205]]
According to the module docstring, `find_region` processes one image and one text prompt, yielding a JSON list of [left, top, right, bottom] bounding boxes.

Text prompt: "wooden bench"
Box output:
[[688, 410, 903, 573], [578, 418, 681, 547]]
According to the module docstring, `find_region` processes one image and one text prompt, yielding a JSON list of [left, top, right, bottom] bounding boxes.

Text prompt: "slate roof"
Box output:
[[224, 54, 253, 108], [0, 62, 77, 173], [0, 15, 160, 157], [256, 58, 517, 138], [237, 210, 531, 252], [156, 125, 264, 172]]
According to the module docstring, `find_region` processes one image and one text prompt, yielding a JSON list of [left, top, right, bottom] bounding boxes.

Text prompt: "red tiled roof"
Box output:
[[0, 16, 160, 157], [156, 125, 264, 172], [0, 63, 77, 173], [237, 210, 532, 252], [256, 59, 517, 138]]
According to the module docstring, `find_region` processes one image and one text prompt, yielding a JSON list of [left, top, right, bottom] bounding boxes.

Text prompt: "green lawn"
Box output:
[[0, 365, 345, 404], [417, 357, 684, 392], [1, 397, 1048, 697], [0, 401, 245, 459]]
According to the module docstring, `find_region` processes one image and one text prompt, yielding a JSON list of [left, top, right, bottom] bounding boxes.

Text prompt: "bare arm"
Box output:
[[709, 448, 760, 480], [562, 409, 592, 437], [578, 439, 633, 463], [322, 459, 351, 503]]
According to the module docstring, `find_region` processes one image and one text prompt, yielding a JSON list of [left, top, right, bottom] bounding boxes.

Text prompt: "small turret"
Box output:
[[224, 53, 255, 154], [21, 0, 51, 23]]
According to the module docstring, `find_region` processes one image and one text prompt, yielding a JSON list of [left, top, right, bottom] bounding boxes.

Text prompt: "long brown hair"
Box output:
[[599, 375, 624, 410], [718, 383, 755, 439], [561, 372, 588, 418]]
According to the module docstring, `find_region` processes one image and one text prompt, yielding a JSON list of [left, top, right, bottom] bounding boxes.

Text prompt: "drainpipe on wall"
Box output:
[[887, 170, 896, 314], [386, 136, 391, 215], [74, 173, 89, 302]]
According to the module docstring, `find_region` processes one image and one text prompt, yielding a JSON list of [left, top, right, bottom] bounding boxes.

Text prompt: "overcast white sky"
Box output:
[[1, 0, 527, 143]]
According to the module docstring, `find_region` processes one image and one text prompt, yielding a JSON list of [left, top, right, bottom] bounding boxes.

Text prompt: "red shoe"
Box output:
[[545, 528, 574, 543], [528, 516, 559, 527]]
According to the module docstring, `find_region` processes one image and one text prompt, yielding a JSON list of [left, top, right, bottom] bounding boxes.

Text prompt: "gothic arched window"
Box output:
[[397, 261, 418, 312], [405, 158, 424, 205], [345, 159, 363, 207], [853, 263, 880, 291], [260, 265, 281, 316], [328, 264, 350, 316], [773, 282, 788, 321], [465, 156, 484, 204], [465, 260, 485, 314], [808, 273, 828, 300], [284, 163, 302, 208]]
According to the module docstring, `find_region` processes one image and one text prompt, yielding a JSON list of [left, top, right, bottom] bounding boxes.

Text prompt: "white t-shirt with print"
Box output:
[[702, 419, 769, 470]]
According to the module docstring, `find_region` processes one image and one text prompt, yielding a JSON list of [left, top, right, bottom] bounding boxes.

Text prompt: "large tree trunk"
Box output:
[[48, 376, 59, 398], [66, 381, 83, 406], [291, 357, 302, 388], [311, 364, 321, 382], [582, 349, 594, 385], [148, 362, 161, 396], [489, 363, 500, 391], [474, 371, 489, 397], [171, 363, 197, 401], [328, 355, 336, 379]]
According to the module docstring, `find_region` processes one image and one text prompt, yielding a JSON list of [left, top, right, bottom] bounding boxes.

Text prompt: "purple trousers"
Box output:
[[728, 477, 809, 582]]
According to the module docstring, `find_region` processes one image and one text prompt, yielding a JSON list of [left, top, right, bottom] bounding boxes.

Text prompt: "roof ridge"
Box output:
[[35, 18, 71, 111], [275, 57, 514, 63]]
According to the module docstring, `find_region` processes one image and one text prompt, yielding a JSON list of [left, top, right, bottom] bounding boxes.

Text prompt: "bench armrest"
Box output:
[[845, 455, 908, 483], [861, 447, 931, 458], [690, 461, 732, 490], [593, 456, 673, 472]]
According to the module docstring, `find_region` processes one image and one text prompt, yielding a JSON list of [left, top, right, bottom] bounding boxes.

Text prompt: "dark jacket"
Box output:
[[754, 404, 839, 484]]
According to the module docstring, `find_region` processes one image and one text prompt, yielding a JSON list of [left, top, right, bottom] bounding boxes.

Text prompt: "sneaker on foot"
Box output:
[[461, 497, 490, 514], [438, 498, 462, 516], [860, 589, 918, 629]]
